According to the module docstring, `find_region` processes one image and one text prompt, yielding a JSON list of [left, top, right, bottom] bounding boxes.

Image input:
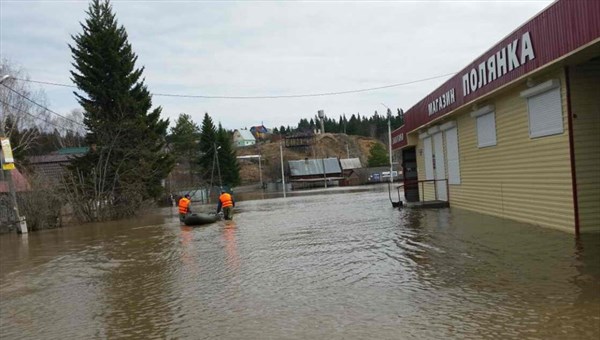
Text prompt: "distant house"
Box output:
[[233, 129, 256, 147], [339, 158, 362, 186], [340, 158, 362, 171], [27, 147, 88, 184], [288, 157, 343, 189], [250, 125, 269, 141]]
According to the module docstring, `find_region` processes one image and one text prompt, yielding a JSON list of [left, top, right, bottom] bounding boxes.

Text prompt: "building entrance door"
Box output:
[[402, 147, 419, 202], [433, 132, 447, 201]]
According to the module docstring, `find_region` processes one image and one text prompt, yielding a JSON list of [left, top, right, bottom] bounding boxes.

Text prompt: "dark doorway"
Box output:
[[402, 147, 419, 202]]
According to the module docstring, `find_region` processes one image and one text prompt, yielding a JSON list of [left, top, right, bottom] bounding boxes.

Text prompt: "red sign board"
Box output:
[[393, 0, 600, 150]]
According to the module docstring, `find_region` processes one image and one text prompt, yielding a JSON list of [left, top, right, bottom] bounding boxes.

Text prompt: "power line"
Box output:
[[14, 72, 456, 99], [154, 72, 457, 99], [13, 78, 75, 88], [0, 83, 85, 127], [0, 98, 80, 134]]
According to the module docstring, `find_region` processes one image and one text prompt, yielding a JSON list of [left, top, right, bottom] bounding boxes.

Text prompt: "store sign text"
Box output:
[[462, 31, 535, 96], [392, 133, 404, 144], [428, 88, 455, 116]]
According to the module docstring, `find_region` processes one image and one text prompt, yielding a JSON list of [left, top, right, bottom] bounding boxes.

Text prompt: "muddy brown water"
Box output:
[[1, 185, 599, 339]]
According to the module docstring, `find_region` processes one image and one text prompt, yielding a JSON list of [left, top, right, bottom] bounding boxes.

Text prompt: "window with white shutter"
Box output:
[[520, 79, 563, 138], [527, 87, 563, 138], [476, 112, 497, 148], [470, 105, 497, 148]]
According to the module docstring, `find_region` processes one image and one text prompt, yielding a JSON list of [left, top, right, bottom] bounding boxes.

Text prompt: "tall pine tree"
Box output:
[[216, 124, 241, 187], [170, 113, 201, 186], [198, 112, 219, 185], [67, 0, 173, 220], [197, 114, 240, 188]]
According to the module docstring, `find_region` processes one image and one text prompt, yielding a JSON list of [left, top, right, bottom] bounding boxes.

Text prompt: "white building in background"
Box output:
[[233, 129, 256, 147]]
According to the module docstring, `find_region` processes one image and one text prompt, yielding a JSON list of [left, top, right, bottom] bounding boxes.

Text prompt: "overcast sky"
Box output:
[[1, 0, 553, 131]]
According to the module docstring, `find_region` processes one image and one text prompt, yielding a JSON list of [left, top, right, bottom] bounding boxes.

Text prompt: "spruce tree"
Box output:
[[347, 114, 359, 135], [170, 113, 201, 186], [67, 0, 173, 219], [216, 124, 241, 187], [198, 113, 217, 183]]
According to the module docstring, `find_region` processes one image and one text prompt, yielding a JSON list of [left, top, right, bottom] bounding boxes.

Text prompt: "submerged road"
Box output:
[[1, 186, 599, 339]]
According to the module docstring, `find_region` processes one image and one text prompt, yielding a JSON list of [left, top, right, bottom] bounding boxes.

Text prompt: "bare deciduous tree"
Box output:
[[62, 125, 167, 222], [0, 59, 49, 163]]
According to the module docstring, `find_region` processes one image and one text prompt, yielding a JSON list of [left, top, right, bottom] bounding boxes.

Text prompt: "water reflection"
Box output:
[[1, 187, 598, 339], [222, 221, 240, 272], [93, 219, 177, 339], [180, 226, 196, 267]]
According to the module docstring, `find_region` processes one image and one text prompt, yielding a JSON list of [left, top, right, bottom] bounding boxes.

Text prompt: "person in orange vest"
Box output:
[[216, 188, 235, 220], [178, 194, 192, 222]]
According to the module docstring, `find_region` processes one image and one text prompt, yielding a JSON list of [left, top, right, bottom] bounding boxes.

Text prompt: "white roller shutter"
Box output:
[[445, 127, 461, 184], [423, 137, 434, 180], [527, 87, 563, 138], [476, 112, 497, 148]]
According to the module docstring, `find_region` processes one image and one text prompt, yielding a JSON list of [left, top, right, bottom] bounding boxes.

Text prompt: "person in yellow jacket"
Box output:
[[216, 189, 235, 220], [178, 194, 192, 222]]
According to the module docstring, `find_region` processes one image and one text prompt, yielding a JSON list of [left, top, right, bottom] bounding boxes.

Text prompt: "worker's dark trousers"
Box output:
[[223, 207, 233, 220]]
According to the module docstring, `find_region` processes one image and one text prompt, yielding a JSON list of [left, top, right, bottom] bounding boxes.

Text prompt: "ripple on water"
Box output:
[[1, 188, 599, 339]]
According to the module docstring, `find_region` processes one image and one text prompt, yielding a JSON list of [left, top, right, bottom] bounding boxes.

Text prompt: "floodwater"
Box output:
[[1, 185, 599, 339]]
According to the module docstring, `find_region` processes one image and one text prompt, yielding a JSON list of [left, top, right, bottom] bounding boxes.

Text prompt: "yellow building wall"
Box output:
[[571, 60, 600, 233], [436, 69, 575, 232]]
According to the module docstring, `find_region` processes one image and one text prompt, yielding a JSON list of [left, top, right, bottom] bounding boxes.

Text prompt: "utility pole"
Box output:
[[387, 108, 394, 184], [322, 156, 328, 188], [279, 142, 286, 198], [258, 155, 263, 189], [317, 110, 327, 188], [213, 143, 222, 188], [0, 75, 27, 233]]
